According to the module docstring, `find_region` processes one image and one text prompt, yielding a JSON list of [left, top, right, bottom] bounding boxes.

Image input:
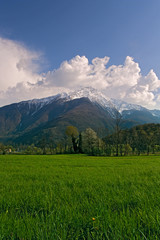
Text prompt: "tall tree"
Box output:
[[78, 132, 83, 153], [114, 111, 122, 156], [65, 126, 79, 153], [82, 128, 98, 155]]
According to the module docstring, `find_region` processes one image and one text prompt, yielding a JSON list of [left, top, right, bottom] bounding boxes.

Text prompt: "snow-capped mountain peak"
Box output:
[[66, 87, 115, 109], [110, 98, 147, 113], [16, 87, 160, 119]]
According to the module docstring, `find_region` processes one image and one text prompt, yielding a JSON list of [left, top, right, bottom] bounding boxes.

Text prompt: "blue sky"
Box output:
[[1, 0, 160, 108], [0, 0, 159, 73]]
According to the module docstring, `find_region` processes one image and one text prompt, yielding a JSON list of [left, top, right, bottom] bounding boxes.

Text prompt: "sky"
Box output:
[[1, 0, 160, 109]]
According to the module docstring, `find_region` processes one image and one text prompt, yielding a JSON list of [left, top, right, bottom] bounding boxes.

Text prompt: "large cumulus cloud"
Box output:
[[40, 55, 160, 108], [1, 37, 160, 109], [0, 37, 42, 90]]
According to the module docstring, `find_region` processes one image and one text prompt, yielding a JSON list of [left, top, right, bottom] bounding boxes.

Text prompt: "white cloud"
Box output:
[[1, 38, 160, 109], [125, 85, 156, 107], [0, 37, 41, 91], [41, 55, 160, 108], [138, 69, 160, 91], [42, 55, 140, 91]]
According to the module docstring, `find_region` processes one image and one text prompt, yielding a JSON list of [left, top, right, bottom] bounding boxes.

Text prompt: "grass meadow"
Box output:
[[1, 154, 160, 239]]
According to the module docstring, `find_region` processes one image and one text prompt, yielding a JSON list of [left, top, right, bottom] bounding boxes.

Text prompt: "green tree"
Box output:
[[82, 128, 99, 155], [65, 126, 79, 153], [136, 129, 147, 155], [78, 132, 83, 153], [38, 136, 47, 154]]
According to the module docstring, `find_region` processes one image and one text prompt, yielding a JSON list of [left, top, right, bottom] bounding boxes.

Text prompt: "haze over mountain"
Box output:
[[1, 87, 160, 145]]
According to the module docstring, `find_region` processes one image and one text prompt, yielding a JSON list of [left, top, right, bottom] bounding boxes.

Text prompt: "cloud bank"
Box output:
[[1, 37, 160, 109]]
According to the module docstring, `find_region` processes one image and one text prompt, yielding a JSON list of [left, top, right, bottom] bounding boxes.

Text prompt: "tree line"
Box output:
[[61, 123, 160, 156], [1, 123, 160, 156]]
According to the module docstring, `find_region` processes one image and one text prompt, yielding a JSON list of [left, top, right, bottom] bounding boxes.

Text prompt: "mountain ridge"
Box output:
[[12, 87, 160, 117], [0, 87, 160, 145]]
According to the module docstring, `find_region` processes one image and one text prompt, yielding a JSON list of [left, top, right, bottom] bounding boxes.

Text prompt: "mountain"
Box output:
[[0, 87, 160, 145]]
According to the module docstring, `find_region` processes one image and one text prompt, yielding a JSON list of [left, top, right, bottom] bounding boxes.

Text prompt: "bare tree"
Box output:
[[114, 111, 122, 156]]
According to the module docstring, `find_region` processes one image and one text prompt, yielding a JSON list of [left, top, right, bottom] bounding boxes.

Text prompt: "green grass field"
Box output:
[[1, 154, 160, 239]]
